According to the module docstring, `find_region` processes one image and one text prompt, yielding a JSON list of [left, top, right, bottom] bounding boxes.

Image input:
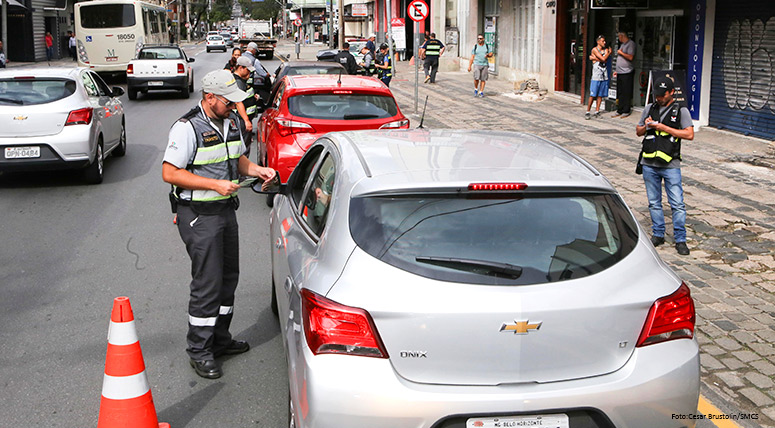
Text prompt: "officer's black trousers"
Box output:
[[424, 57, 439, 83], [177, 205, 239, 361]]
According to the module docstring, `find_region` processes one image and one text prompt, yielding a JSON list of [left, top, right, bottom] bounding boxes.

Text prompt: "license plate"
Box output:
[[466, 414, 569, 428], [148, 81, 164, 86], [5, 146, 40, 159]]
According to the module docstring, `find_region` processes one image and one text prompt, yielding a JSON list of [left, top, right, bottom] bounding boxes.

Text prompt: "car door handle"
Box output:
[[275, 237, 282, 248], [284, 277, 292, 294]]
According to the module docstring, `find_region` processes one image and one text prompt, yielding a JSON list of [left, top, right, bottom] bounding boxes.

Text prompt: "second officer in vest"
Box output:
[[635, 76, 694, 256], [162, 70, 275, 379], [419, 32, 445, 84]]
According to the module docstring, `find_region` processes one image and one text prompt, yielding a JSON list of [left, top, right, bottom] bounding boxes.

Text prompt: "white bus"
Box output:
[[75, 0, 170, 72]]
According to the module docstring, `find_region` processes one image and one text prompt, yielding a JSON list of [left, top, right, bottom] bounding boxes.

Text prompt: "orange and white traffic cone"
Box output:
[[97, 297, 170, 428]]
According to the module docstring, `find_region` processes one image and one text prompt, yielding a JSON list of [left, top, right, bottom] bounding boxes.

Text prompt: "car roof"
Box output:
[[286, 74, 388, 90], [283, 61, 345, 68], [0, 67, 84, 79], [328, 129, 615, 195]]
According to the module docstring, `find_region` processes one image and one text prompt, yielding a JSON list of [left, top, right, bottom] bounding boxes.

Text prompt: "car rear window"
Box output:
[[349, 193, 639, 285], [286, 67, 343, 76], [288, 94, 398, 120], [80, 4, 136, 28], [138, 47, 183, 59], [208, 36, 223, 41], [0, 79, 77, 106]]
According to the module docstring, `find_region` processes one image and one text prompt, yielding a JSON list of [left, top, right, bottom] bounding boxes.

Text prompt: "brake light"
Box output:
[[379, 119, 410, 129], [13, 76, 35, 80], [301, 289, 388, 358], [177, 63, 185, 74], [276, 118, 315, 137], [637, 282, 695, 347], [65, 107, 93, 126], [468, 183, 528, 191], [126, 64, 133, 74]]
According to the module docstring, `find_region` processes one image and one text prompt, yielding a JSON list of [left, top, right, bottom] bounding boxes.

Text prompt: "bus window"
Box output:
[[80, 4, 136, 28], [151, 11, 159, 34], [142, 9, 150, 36]]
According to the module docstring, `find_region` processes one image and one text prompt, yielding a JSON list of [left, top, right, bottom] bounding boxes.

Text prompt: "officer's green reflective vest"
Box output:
[[173, 106, 242, 208], [641, 102, 683, 164]]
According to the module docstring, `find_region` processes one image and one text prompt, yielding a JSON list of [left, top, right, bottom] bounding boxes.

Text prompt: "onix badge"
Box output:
[[500, 320, 542, 335]]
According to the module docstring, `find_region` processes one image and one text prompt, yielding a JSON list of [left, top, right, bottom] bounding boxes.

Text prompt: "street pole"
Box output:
[[385, 0, 394, 78], [414, 22, 418, 113], [2, 0, 7, 61], [326, 0, 332, 47], [186, 0, 191, 41], [176, 2, 181, 45], [337, 0, 344, 49]]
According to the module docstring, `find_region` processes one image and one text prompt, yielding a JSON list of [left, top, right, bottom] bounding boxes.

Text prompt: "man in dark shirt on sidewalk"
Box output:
[[334, 42, 358, 74]]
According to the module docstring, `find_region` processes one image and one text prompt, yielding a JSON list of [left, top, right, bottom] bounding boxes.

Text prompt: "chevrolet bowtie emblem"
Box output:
[[13, 115, 28, 121], [500, 320, 542, 334]]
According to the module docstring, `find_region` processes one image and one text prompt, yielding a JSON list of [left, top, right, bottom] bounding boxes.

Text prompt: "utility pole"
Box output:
[[337, 0, 343, 49], [176, 1, 181, 44], [186, 0, 191, 41], [2, 0, 8, 61], [385, 0, 394, 77]]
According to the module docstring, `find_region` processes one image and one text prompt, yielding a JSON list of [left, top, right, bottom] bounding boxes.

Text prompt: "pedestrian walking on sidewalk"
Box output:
[[635, 77, 694, 256], [420, 33, 445, 84], [68, 31, 77, 61], [585, 35, 611, 120], [375, 43, 392, 87], [468, 35, 492, 98], [0, 41, 7, 68], [45, 32, 54, 61], [612, 30, 636, 118], [162, 70, 275, 379]]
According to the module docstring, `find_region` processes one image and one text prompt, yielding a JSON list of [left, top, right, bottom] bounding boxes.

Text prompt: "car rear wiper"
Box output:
[[343, 114, 379, 120], [0, 97, 24, 105], [415, 256, 523, 279]]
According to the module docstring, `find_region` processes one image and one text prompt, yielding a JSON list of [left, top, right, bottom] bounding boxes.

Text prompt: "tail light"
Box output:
[[637, 282, 695, 347], [469, 183, 528, 191], [126, 64, 134, 74], [276, 118, 315, 137], [301, 289, 388, 358], [65, 107, 93, 126], [379, 119, 410, 129], [177, 63, 185, 74]]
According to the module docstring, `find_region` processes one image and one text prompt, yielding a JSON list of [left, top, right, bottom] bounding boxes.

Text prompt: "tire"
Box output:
[[84, 140, 104, 184], [271, 278, 278, 317], [189, 75, 194, 93], [112, 122, 127, 157], [127, 88, 137, 100], [207, 47, 211, 53], [265, 52, 273, 60], [181, 84, 190, 99]]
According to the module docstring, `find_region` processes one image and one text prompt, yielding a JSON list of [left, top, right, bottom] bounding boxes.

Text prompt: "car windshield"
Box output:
[[349, 193, 639, 285], [209, 36, 223, 41], [287, 94, 398, 120], [0, 78, 77, 106], [138, 47, 183, 59]]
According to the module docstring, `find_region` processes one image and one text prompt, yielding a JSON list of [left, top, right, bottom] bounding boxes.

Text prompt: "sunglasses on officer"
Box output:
[[212, 94, 236, 108]]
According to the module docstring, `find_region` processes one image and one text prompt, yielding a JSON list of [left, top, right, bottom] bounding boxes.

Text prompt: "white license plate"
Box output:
[[5, 146, 40, 159], [466, 414, 569, 428], [148, 81, 164, 86]]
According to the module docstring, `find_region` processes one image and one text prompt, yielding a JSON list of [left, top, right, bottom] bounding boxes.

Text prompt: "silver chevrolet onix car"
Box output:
[[257, 129, 700, 428], [0, 67, 125, 184]]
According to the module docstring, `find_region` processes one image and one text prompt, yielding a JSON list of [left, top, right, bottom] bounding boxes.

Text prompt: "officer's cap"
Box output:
[[654, 76, 675, 97], [201, 69, 247, 103], [236, 56, 256, 72], [247, 42, 259, 51]]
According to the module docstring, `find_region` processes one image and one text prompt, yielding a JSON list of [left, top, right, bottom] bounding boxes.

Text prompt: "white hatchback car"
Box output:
[[256, 129, 700, 428], [206, 35, 227, 53], [0, 67, 126, 184]]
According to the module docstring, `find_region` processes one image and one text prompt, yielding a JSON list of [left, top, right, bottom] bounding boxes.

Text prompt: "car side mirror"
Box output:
[[251, 170, 284, 194], [111, 86, 125, 97], [188, 58, 195, 63]]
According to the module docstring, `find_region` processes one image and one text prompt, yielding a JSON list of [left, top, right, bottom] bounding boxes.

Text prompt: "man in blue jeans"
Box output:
[[635, 77, 694, 255]]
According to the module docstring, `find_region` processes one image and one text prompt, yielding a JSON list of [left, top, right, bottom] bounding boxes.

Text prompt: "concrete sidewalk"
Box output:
[[277, 38, 775, 426]]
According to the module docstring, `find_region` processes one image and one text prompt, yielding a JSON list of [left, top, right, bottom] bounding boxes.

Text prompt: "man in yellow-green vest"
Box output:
[[162, 70, 275, 379], [635, 76, 694, 256], [232, 55, 260, 158], [419, 32, 445, 84]]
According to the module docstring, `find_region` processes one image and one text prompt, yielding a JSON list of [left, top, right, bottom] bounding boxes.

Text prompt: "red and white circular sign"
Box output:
[[407, 0, 428, 22], [294, 18, 302, 27]]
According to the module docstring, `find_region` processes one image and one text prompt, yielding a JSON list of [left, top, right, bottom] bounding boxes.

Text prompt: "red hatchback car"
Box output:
[[257, 74, 409, 183]]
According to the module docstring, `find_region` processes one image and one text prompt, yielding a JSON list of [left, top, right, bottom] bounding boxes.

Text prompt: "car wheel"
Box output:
[[189, 76, 194, 92], [271, 278, 278, 317], [113, 122, 127, 157], [84, 140, 104, 184], [207, 48, 211, 53], [266, 52, 273, 60], [127, 88, 137, 100], [181, 84, 190, 99]]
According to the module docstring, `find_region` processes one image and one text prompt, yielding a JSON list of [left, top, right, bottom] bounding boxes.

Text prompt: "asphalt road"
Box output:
[[0, 48, 288, 426]]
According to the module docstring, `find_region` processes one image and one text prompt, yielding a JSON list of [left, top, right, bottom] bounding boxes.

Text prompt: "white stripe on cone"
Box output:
[[101, 372, 151, 400], [107, 320, 139, 345]]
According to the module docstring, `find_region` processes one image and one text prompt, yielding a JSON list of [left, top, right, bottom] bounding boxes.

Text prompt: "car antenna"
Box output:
[[418, 96, 429, 129], [337, 69, 342, 86]]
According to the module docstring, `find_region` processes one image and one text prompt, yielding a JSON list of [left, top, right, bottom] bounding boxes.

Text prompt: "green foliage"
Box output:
[[208, 0, 233, 24], [238, 0, 281, 20]]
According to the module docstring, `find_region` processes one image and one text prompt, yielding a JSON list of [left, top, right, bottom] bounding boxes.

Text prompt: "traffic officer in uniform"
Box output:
[[419, 32, 445, 84], [232, 55, 260, 158], [162, 69, 275, 379], [374, 43, 392, 87], [358, 46, 376, 76], [334, 42, 358, 74]]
